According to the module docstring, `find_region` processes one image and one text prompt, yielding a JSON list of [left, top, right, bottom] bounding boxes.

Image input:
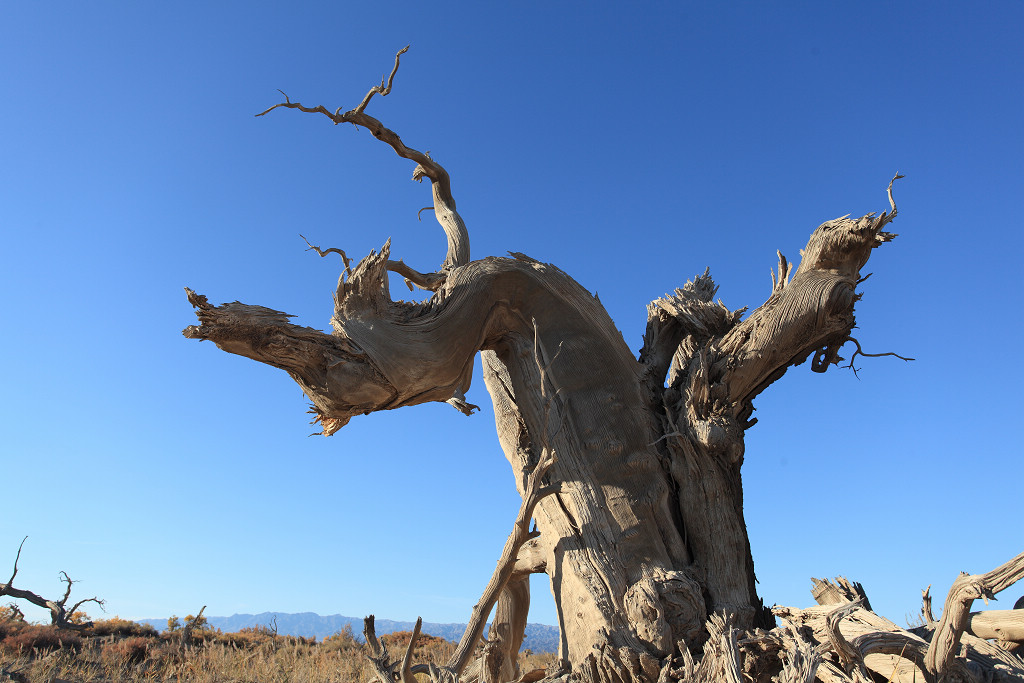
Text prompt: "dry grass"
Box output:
[[0, 619, 558, 682]]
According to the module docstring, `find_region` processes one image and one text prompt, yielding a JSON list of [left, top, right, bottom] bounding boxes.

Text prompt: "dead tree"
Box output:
[[0, 537, 104, 631], [183, 49, 1019, 682]]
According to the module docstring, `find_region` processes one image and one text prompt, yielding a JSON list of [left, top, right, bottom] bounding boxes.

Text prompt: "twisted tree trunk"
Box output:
[[182, 49, 932, 683]]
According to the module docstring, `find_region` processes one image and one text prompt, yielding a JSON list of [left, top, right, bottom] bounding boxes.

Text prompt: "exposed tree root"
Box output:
[[355, 552, 1023, 683]]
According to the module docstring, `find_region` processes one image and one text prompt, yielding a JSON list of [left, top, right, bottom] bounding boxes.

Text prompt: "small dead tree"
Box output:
[[183, 48, 1020, 683], [177, 605, 208, 652], [0, 537, 104, 631]]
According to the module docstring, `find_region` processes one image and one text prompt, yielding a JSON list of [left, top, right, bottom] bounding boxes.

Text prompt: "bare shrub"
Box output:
[[3, 624, 82, 653], [89, 616, 158, 639], [100, 635, 150, 667]]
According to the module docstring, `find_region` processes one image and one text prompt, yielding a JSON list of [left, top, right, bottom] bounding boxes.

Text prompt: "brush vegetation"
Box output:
[[0, 609, 557, 682]]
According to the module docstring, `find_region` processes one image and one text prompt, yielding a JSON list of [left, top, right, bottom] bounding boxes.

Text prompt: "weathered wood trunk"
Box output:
[[184, 206, 899, 683], [181, 50, 943, 683]]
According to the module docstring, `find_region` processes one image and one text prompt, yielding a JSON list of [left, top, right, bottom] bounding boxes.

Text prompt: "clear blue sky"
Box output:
[[2, 3, 1022, 632]]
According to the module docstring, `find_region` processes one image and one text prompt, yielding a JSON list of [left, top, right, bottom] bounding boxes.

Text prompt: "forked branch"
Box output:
[[843, 337, 915, 377], [302, 233, 445, 292], [257, 46, 470, 272], [363, 615, 430, 683]]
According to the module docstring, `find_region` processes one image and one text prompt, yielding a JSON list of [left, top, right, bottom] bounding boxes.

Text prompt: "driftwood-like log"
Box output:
[[769, 558, 1024, 683], [925, 551, 1024, 680], [0, 537, 104, 631], [967, 609, 1024, 642]]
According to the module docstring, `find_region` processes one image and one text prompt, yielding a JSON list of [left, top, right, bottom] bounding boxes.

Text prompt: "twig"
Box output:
[[844, 337, 915, 378], [386, 259, 447, 292], [300, 234, 353, 275]]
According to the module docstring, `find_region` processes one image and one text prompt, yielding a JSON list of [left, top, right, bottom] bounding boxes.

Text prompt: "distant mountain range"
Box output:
[[137, 612, 559, 654]]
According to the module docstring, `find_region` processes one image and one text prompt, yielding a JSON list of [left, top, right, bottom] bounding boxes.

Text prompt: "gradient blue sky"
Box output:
[[2, 3, 1022, 632]]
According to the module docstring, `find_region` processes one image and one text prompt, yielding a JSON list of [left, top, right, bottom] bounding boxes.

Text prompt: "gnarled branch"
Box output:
[[257, 46, 469, 272]]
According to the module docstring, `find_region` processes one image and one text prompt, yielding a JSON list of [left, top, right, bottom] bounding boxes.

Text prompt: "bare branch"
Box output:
[[68, 596, 105, 620], [843, 337, 915, 377], [5, 537, 25, 586], [353, 45, 409, 115], [257, 47, 470, 271], [887, 172, 904, 218], [255, 91, 338, 122], [58, 571, 75, 605], [386, 259, 447, 291], [300, 234, 353, 275]]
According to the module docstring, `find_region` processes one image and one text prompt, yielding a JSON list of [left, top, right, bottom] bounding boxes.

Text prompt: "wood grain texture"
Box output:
[[179, 50, 1021, 683]]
